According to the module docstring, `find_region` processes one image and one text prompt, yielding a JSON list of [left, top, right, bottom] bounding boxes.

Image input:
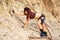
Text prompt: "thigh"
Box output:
[[38, 19, 41, 24], [37, 19, 43, 29]]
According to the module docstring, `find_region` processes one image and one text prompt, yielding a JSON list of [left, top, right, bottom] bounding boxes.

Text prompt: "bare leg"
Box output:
[[42, 23, 47, 36], [38, 20, 43, 29], [38, 20, 47, 36], [37, 20, 47, 32], [43, 23, 47, 32]]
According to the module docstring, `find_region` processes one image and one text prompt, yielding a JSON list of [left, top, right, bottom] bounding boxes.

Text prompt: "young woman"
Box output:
[[14, 7, 47, 37]]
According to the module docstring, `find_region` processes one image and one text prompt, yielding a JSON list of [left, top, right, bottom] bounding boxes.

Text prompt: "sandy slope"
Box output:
[[0, 0, 60, 40]]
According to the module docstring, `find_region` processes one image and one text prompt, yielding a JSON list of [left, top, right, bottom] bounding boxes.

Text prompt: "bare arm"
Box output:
[[23, 19, 29, 28], [23, 14, 30, 28], [23, 18, 30, 28], [12, 10, 24, 16], [15, 13, 24, 16]]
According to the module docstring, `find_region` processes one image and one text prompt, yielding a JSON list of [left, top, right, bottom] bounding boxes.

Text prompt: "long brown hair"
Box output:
[[24, 7, 31, 15]]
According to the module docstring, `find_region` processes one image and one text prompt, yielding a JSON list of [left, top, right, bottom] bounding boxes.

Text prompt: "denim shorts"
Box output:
[[41, 19, 45, 24]]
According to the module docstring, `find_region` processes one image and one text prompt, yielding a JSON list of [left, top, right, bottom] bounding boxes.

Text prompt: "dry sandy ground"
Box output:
[[0, 0, 60, 40]]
